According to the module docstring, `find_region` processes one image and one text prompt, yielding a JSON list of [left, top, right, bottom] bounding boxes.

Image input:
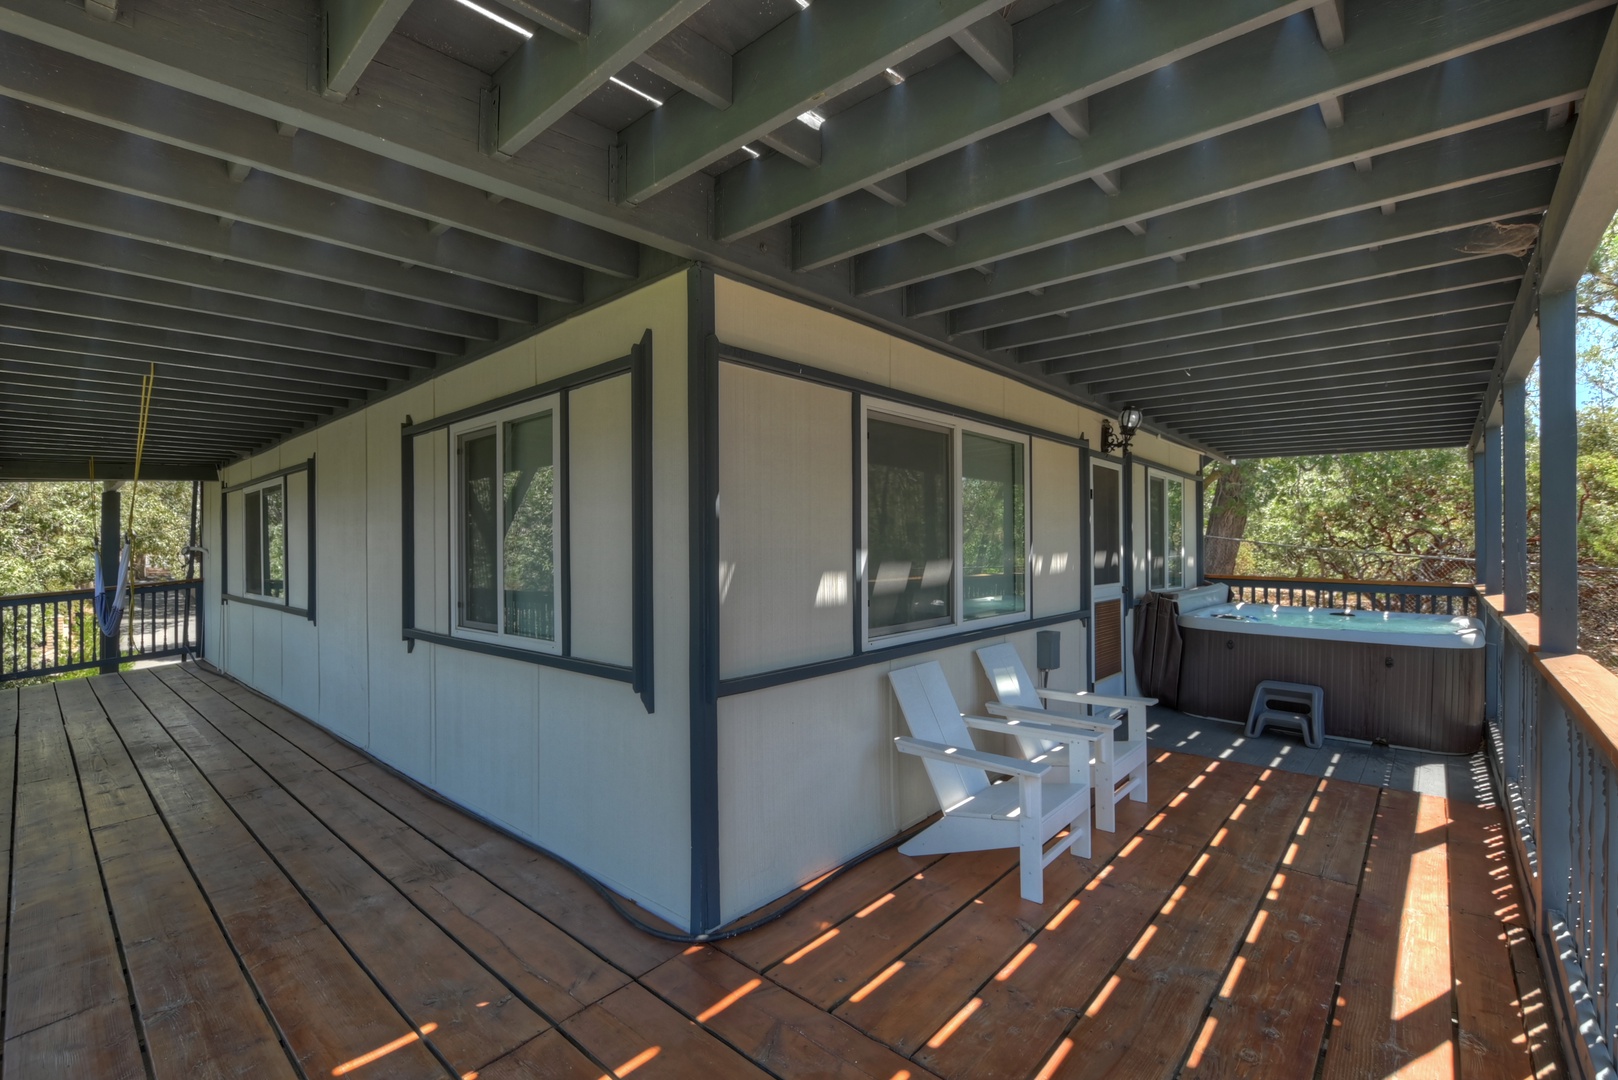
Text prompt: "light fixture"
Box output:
[[797, 110, 826, 130], [742, 144, 761, 159], [795, 0, 810, 8], [448, 0, 533, 37], [884, 67, 905, 85], [609, 76, 663, 107], [1100, 406, 1143, 455]]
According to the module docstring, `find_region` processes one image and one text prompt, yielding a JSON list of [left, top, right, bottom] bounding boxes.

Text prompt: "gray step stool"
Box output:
[[1245, 681, 1324, 749]]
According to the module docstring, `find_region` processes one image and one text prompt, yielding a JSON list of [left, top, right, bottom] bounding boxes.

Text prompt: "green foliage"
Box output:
[[0, 480, 197, 596]]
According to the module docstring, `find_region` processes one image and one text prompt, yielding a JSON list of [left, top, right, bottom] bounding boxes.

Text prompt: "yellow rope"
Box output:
[[124, 364, 155, 651]]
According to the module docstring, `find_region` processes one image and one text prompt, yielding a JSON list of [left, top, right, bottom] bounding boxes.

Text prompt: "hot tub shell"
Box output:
[[1175, 602, 1485, 754]]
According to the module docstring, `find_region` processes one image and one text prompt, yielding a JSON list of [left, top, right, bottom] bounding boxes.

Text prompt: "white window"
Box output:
[[1147, 471, 1186, 590], [242, 477, 287, 603], [450, 396, 561, 651], [862, 402, 1028, 645]]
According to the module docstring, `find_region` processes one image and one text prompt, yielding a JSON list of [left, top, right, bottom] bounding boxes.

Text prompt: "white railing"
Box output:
[[1486, 596, 1617, 1079]]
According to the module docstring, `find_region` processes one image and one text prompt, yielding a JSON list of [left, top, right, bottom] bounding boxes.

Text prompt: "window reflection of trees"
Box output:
[[502, 414, 555, 640], [868, 418, 953, 635]]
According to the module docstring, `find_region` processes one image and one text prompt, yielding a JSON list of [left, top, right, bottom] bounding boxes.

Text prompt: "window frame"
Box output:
[[241, 475, 288, 605], [1146, 468, 1188, 592], [221, 457, 317, 621], [447, 394, 564, 656], [859, 398, 1032, 650]]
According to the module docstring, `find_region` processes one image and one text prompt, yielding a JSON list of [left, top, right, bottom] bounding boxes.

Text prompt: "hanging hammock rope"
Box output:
[[92, 364, 156, 643]]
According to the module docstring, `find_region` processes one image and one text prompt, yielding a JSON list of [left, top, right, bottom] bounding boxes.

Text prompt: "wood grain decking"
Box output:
[[0, 665, 1559, 1079]]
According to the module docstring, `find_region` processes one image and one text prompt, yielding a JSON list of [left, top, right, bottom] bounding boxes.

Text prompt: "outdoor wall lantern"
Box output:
[[1101, 406, 1144, 455]]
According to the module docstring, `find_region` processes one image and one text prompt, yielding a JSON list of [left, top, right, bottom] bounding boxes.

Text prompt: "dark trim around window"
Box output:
[[221, 457, 316, 623], [398, 337, 655, 714]]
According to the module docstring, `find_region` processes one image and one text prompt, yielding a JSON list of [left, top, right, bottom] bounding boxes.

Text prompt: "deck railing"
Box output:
[[1206, 573, 1482, 616], [0, 580, 203, 683], [1484, 596, 1617, 1079]]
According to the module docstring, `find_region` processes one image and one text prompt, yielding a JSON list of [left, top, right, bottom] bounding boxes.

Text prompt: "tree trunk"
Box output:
[[1203, 462, 1251, 575]]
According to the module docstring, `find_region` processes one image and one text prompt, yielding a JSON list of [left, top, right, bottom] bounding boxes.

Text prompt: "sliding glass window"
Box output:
[[863, 403, 1029, 646], [451, 396, 560, 652], [242, 478, 287, 603], [1147, 472, 1186, 591]]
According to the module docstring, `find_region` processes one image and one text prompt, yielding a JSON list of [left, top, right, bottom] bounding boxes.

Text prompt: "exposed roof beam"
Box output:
[[1473, 11, 1618, 445], [0, 399, 295, 437], [0, 32, 641, 278], [1139, 371, 1494, 415], [0, 166, 541, 322], [1017, 267, 1522, 363], [758, 122, 822, 168], [0, 386, 307, 426], [324, 0, 414, 100], [945, 179, 1547, 335], [1086, 328, 1506, 396], [0, 213, 497, 341], [0, 373, 331, 421], [0, 103, 583, 304], [1098, 352, 1493, 403], [0, 328, 395, 392], [1089, 338, 1500, 398], [983, 215, 1539, 352], [0, 433, 241, 460], [865, 173, 908, 207], [491, 0, 708, 157], [0, 280, 439, 366], [0, 305, 423, 380], [1183, 403, 1485, 439], [0, 252, 464, 354], [0, 459, 218, 481], [1186, 408, 1480, 442], [864, 22, 1595, 298], [638, 26, 732, 110], [1041, 291, 1516, 373], [490, 0, 587, 41], [784, 0, 1605, 269], [952, 14, 1014, 84], [1049, 99, 1090, 139], [0, 352, 357, 407], [721, 0, 1314, 241], [1059, 307, 1509, 384], [618, 0, 1012, 204], [1152, 391, 1488, 429], [1218, 436, 1476, 458], [1312, 0, 1346, 49]]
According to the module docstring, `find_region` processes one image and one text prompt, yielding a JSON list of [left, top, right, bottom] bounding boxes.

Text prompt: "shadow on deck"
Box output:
[[0, 665, 1560, 1079]]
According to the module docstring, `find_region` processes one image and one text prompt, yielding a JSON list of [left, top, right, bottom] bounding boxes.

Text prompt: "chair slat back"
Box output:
[[976, 642, 1063, 758], [975, 643, 1042, 710], [888, 663, 988, 808]]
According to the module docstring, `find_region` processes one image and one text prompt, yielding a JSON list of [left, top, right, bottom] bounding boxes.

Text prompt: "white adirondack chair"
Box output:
[[888, 662, 1096, 903], [975, 642, 1154, 833]]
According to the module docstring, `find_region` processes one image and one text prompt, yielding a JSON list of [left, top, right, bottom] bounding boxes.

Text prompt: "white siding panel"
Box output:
[[433, 338, 535, 416], [366, 384, 436, 780], [537, 668, 688, 927], [249, 605, 282, 700], [718, 365, 853, 679], [413, 430, 450, 636], [316, 415, 369, 745], [286, 470, 309, 611], [714, 276, 891, 385], [280, 617, 320, 720], [222, 591, 253, 681], [434, 648, 539, 837], [567, 376, 633, 666], [1031, 439, 1083, 618], [889, 338, 1004, 418]]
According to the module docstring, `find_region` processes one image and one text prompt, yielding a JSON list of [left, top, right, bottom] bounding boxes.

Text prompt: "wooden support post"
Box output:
[[1504, 378, 1529, 614], [1539, 288, 1578, 652], [1483, 422, 1503, 595], [99, 486, 121, 675]]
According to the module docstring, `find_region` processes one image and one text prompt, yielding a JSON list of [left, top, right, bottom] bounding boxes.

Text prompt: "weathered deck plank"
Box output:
[[94, 672, 446, 1078], [1320, 791, 1457, 1080], [4, 684, 144, 1080], [132, 668, 547, 1075], [0, 666, 1553, 1080], [153, 665, 629, 1023], [833, 749, 1208, 1053], [61, 678, 297, 1079]]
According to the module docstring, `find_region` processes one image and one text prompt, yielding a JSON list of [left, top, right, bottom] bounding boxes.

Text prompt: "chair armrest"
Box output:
[[894, 736, 1051, 778], [1037, 688, 1159, 709], [963, 714, 1105, 745], [985, 701, 1120, 734]]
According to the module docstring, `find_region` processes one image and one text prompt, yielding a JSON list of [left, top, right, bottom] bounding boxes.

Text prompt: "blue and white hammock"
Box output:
[[93, 542, 132, 639]]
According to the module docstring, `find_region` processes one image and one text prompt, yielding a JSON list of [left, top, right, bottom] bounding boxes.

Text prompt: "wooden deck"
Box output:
[[0, 664, 1559, 1079]]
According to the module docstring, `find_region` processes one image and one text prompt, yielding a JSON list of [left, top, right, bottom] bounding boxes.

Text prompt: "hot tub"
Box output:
[[1175, 600, 1484, 754]]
